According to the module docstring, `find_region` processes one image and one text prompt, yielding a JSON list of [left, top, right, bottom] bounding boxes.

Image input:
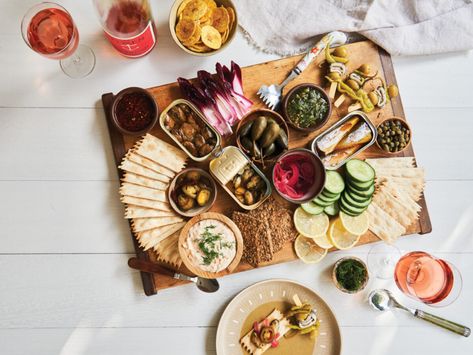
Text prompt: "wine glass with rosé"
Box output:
[[394, 251, 463, 307], [21, 2, 95, 78]]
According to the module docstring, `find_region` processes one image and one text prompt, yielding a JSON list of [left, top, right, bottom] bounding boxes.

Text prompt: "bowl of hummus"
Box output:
[[179, 212, 243, 278]]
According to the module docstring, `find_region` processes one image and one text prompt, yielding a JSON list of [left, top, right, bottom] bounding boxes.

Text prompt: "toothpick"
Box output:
[[334, 94, 346, 108]]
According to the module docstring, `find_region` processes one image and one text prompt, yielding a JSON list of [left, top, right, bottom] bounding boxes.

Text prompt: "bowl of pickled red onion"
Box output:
[[272, 148, 326, 204]]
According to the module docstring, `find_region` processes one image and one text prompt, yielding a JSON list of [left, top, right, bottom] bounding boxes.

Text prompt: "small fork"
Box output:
[[257, 31, 348, 110]]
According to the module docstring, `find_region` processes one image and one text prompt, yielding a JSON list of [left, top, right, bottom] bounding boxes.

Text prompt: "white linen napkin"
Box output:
[[233, 0, 473, 56]]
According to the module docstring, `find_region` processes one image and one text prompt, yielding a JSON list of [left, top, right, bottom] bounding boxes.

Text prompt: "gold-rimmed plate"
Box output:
[[216, 279, 342, 355]]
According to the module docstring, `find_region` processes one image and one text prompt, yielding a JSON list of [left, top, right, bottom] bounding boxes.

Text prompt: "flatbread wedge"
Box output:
[[136, 222, 186, 251], [124, 205, 176, 219], [125, 151, 175, 178], [366, 202, 405, 244], [122, 172, 168, 191], [119, 159, 170, 183], [131, 216, 184, 233], [121, 196, 172, 211]]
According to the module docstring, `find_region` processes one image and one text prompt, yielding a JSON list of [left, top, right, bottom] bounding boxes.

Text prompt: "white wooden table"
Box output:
[[1, 1, 472, 354]]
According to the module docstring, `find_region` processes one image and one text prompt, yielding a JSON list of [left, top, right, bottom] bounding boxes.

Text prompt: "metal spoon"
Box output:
[[368, 289, 470, 337], [128, 257, 219, 293]]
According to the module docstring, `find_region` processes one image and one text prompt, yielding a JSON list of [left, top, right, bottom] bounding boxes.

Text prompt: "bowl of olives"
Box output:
[[375, 117, 412, 154], [168, 168, 217, 217], [236, 109, 289, 166]]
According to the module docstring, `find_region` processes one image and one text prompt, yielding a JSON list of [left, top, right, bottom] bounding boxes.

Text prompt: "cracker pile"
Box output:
[[119, 134, 188, 268], [175, 0, 235, 53], [365, 157, 425, 244], [232, 197, 297, 267]]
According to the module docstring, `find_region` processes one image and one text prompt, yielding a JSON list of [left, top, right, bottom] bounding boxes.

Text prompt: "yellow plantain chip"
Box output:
[[188, 42, 212, 53], [177, 0, 193, 16], [175, 18, 197, 43], [201, 25, 222, 49], [182, 0, 208, 20], [211, 7, 229, 33], [222, 28, 229, 43], [203, 0, 217, 10], [183, 24, 201, 46], [226, 7, 235, 30]]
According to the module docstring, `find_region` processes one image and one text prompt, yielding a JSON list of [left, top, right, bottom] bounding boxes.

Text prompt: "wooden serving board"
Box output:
[[102, 40, 431, 296]]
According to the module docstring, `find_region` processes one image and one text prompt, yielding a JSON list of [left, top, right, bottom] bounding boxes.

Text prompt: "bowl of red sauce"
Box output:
[[111, 87, 158, 136], [272, 148, 326, 204]]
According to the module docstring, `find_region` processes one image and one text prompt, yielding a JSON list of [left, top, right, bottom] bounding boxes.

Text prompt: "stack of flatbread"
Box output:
[[232, 197, 297, 267], [119, 134, 188, 268], [365, 157, 425, 244]]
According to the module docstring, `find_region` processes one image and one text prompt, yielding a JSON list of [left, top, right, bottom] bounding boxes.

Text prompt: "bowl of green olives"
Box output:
[[168, 168, 217, 217], [236, 109, 289, 166], [375, 117, 412, 155]]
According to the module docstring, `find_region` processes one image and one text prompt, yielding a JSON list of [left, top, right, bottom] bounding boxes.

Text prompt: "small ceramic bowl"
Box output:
[[169, 0, 238, 56], [111, 87, 158, 136], [168, 168, 217, 217], [375, 116, 412, 155], [272, 148, 326, 204], [236, 108, 289, 165], [332, 257, 369, 294], [282, 83, 332, 132]]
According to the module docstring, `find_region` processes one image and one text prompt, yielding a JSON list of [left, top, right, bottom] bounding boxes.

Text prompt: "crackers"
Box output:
[[174, 0, 235, 53], [118, 134, 188, 267], [232, 197, 297, 267], [365, 157, 424, 244]]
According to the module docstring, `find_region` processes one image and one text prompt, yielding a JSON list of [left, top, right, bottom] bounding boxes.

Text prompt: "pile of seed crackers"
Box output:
[[232, 197, 297, 267], [119, 134, 188, 268], [365, 157, 425, 244]]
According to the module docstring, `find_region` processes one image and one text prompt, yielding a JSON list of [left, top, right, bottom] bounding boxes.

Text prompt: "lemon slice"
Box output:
[[328, 218, 361, 250], [294, 207, 330, 238], [312, 233, 334, 249], [339, 211, 370, 235], [294, 234, 328, 264]]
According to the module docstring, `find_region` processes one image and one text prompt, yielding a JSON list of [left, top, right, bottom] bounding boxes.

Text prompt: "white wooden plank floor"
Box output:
[[1, 1, 472, 354]]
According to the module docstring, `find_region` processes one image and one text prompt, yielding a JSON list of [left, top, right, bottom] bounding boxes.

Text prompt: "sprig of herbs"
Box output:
[[196, 225, 234, 266]]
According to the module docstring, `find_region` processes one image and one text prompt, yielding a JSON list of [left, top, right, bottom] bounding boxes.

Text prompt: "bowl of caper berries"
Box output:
[[376, 117, 412, 154]]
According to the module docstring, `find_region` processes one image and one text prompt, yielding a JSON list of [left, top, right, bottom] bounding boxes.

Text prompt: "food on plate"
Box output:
[[232, 197, 297, 266], [285, 85, 330, 129], [327, 218, 360, 250], [162, 102, 218, 159], [294, 234, 328, 264], [170, 169, 215, 214], [376, 118, 411, 153], [240, 309, 291, 353], [209, 146, 270, 209], [237, 113, 288, 164], [293, 207, 330, 239], [240, 295, 319, 354], [312, 113, 376, 169], [118, 134, 188, 255], [273, 149, 325, 202], [113, 89, 157, 133], [174, 0, 235, 53], [301, 170, 344, 216], [339, 159, 376, 217], [178, 62, 252, 136], [325, 44, 349, 99], [182, 218, 236, 272], [332, 257, 369, 293], [365, 157, 424, 244]]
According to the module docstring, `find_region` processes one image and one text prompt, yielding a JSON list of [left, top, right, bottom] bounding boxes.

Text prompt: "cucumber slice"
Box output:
[[318, 192, 341, 204], [346, 159, 375, 183], [320, 189, 339, 199], [324, 202, 340, 216], [324, 171, 345, 194], [342, 192, 372, 209], [339, 197, 368, 216], [301, 202, 324, 215], [346, 189, 371, 203], [312, 197, 334, 208], [348, 179, 374, 191], [347, 184, 375, 197]]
